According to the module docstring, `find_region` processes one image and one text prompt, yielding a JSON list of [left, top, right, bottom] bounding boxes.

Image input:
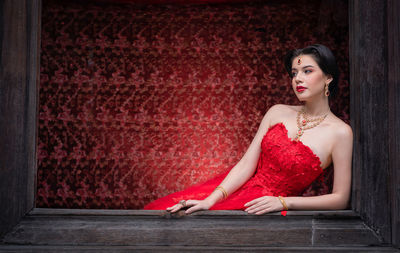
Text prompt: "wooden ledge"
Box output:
[[1, 208, 382, 248], [0, 245, 399, 252], [30, 208, 358, 218]]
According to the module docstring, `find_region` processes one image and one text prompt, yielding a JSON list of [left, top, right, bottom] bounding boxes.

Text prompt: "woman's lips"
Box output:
[[296, 86, 306, 92]]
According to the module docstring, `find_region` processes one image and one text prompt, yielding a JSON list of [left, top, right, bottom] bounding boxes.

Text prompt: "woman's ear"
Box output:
[[326, 74, 333, 85]]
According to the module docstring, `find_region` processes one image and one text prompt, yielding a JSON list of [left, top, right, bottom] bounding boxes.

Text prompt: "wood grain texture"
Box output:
[[349, 0, 361, 216], [1, 211, 382, 247], [2, 216, 312, 246], [349, 0, 391, 244], [0, 0, 399, 250], [28, 208, 358, 217], [0, 0, 40, 238], [0, 0, 28, 237], [25, 0, 41, 217], [387, 0, 400, 248], [313, 219, 380, 246], [0, 245, 399, 253]]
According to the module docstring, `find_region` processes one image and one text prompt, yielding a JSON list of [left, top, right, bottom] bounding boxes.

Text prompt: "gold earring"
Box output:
[[325, 83, 330, 97]]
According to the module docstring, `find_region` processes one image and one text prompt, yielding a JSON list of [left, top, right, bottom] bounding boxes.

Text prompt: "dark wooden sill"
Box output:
[[0, 208, 386, 250], [0, 245, 399, 253], [29, 208, 360, 217]]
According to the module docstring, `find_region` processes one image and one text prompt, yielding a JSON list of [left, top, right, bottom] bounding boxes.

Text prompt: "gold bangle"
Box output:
[[215, 186, 228, 199], [278, 196, 288, 211]]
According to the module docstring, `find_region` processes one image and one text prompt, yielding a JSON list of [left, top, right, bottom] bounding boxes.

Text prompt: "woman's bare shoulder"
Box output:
[[263, 104, 300, 127], [328, 115, 353, 140], [266, 104, 300, 115]]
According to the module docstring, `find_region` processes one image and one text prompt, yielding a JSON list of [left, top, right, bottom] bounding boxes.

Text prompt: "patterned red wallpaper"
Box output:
[[37, 0, 349, 209]]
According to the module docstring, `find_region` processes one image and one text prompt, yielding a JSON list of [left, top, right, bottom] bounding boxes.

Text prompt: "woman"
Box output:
[[144, 44, 353, 215]]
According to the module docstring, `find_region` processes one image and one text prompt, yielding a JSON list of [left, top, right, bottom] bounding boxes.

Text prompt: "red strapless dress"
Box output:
[[144, 123, 324, 212]]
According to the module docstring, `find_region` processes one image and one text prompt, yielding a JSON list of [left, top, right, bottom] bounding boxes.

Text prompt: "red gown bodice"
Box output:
[[144, 123, 324, 211]]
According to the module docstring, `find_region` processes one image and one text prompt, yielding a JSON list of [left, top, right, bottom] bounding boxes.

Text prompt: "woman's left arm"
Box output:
[[245, 124, 353, 214]]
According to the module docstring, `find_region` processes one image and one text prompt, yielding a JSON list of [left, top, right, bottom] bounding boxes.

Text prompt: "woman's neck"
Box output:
[[302, 97, 331, 117]]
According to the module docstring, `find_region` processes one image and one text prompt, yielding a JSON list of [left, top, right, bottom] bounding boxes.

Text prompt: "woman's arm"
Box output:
[[285, 124, 353, 210], [168, 104, 284, 214], [245, 123, 353, 215]]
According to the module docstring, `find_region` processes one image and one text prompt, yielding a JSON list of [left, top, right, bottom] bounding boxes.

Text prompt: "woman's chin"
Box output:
[[295, 95, 307, 102]]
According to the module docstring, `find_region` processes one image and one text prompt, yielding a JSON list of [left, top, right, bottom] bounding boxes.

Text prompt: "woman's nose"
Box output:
[[294, 73, 303, 83]]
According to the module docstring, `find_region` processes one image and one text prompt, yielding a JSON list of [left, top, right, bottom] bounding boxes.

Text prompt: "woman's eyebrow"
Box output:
[[302, 65, 315, 69], [291, 65, 315, 71]]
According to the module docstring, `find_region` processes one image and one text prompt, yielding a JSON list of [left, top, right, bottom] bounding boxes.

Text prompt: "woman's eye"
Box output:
[[292, 72, 297, 77], [304, 69, 312, 74]]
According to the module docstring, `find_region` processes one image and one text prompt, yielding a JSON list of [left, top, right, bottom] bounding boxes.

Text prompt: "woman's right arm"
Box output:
[[170, 104, 283, 214]]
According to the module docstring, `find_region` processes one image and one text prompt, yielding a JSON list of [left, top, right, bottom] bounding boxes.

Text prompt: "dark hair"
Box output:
[[284, 44, 339, 98]]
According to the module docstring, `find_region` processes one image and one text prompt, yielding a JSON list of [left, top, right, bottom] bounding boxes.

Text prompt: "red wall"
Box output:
[[37, 0, 349, 209]]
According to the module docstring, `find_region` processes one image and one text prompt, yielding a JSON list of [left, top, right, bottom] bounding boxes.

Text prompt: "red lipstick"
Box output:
[[296, 86, 306, 92]]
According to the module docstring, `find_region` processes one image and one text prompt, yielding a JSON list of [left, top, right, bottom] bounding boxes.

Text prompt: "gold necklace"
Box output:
[[294, 108, 328, 141]]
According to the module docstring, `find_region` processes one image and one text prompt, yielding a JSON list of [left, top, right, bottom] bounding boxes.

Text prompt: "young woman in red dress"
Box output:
[[144, 44, 353, 215]]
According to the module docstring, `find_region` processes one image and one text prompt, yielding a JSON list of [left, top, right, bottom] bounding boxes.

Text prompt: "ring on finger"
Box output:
[[179, 200, 187, 207]]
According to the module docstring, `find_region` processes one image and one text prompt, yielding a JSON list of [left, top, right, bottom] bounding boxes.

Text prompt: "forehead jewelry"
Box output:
[[297, 57, 302, 65]]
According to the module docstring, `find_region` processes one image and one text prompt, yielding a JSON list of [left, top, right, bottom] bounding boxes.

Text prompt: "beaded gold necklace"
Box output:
[[294, 108, 328, 141]]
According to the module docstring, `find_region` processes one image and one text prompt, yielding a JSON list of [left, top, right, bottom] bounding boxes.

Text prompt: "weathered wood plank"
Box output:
[[25, 0, 41, 216], [1, 215, 313, 246], [29, 208, 358, 217], [349, 0, 391, 243], [313, 219, 381, 246], [387, 0, 400, 248], [0, 0, 398, 250], [0, 0, 40, 238], [0, 245, 399, 253], [1, 213, 382, 248]]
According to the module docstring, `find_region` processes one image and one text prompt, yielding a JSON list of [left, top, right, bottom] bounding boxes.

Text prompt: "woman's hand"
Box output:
[[244, 196, 284, 215], [166, 199, 213, 214]]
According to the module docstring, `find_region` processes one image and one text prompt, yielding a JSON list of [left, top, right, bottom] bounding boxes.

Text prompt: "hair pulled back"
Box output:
[[284, 44, 339, 98]]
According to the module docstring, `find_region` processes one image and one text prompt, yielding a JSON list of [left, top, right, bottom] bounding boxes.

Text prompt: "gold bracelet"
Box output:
[[278, 196, 288, 211], [215, 186, 228, 199]]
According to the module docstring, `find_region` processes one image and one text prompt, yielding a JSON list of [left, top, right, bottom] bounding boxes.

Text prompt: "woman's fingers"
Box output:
[[254, 206, 272, 215], [245, 196, 281, 215], [185, 201, 208, 214], [166, 204, 176, 210], [244, 196, 264, 207], [166, 200, 199, 213], [167, 196, 279, 215], [185, 205, 201, 214], [244, 197, 266, 212], [184, 200, 201, 214], [166, 203, 184, 213], [248, 203, 271, 214], [185, 200, 198, 206], [166, 199, 208, 214], [166, 203, 182, 213], [246, 203, 270, 214]]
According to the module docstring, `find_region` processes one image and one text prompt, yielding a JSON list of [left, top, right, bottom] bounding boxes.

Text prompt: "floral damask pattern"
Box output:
[[37, 0, 348, 209]]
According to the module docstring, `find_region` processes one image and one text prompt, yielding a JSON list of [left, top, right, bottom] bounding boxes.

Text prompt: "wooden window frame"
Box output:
[[0, 0, 399, 249]]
